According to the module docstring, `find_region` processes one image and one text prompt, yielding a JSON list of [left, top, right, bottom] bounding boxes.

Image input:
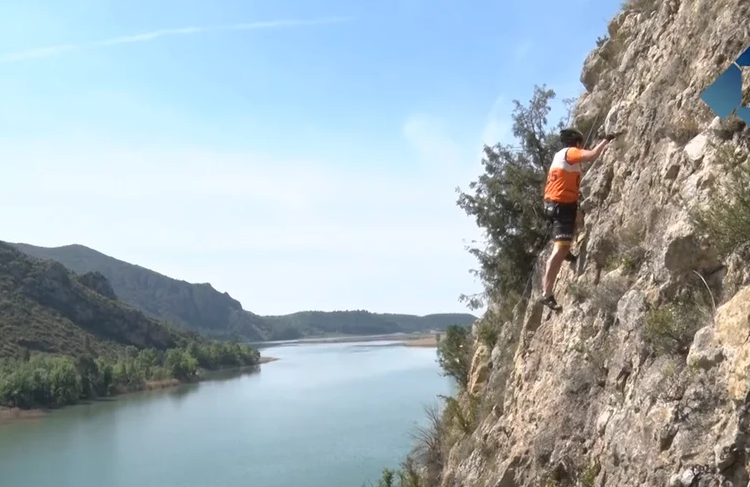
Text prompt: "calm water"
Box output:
[[0, 341, 453, 487]]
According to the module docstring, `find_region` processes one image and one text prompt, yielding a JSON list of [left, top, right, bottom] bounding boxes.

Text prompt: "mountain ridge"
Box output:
[[0, 241, 197, 360], [11, 242, 477, 341]]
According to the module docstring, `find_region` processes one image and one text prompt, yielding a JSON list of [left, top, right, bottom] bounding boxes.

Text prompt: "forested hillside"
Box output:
[[0, 242, 261, 410]]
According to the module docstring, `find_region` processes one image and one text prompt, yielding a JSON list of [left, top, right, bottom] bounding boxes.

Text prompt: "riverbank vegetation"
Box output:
[[0, 341, 260, 409]]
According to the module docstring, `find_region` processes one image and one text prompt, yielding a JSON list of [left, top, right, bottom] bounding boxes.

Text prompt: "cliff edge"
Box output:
[[435, 1, 750, 486]]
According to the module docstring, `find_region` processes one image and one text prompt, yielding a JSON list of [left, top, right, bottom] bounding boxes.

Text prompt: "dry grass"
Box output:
[[410, 403, 447, 483]]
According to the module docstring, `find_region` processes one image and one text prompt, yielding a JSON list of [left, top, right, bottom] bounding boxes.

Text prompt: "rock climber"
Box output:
[[539, 127, 614, 311]]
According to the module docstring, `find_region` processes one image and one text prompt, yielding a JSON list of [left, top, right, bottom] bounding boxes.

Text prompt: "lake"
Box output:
[[0, 340, 454, 487]]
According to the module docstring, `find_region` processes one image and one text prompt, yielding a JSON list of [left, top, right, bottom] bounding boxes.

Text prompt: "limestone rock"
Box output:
[[715, 286, 750, 402], [604, 101, 629, 136], [687, 326, 724, 371], [680, 468, 696, 486], [714, 441, 736, 471], [596, 408, 613, 436], [581, 49, 607, 92], [661, 217, 708, 274], [684, 133, 709, 163], [616, 289, 646, 333], [468, 344, 491, 395]]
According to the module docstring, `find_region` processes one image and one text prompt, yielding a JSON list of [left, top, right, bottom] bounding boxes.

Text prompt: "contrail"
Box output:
[[0, 16, 352, 62]]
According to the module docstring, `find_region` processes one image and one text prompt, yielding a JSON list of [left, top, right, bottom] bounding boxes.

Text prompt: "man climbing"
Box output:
[[540, 127, 613, 311]]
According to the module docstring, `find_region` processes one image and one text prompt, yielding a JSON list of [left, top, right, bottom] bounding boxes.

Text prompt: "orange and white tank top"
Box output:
[[543, 147, 583, 204]]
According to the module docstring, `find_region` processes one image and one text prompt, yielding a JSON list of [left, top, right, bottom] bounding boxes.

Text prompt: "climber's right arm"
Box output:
[[566, 139, 609, 164]]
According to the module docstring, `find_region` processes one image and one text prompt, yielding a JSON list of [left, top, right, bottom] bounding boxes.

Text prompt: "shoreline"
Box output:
[[400, 335, 439, 348], [255, 332, 442, 348], [0, 355, 279, 426]]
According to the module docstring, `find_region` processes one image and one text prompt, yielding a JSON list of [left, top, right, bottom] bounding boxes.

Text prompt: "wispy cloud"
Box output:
[[0, 17, 352, 62]]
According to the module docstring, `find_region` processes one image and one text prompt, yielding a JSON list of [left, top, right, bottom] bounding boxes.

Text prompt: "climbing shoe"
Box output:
[[540, 294, 562, 311]]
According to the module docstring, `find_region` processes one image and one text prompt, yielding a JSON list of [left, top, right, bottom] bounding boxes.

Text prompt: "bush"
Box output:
[[580, 462, 600, 487], [476, 319, 500, 350], [690, 144, 750, 258], [643, 301, 708, 355], [604, 220, 647, 274], [443, 396, 473, 434], [368, 458, 422, 487], [437, 325, 472, 389], [0, 356, 83, 408], [568, 281, 590, 303], [410, 403, 446, 484]]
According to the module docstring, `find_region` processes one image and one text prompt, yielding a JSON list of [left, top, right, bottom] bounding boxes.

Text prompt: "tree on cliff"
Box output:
[[456, 85, 575, 310], [436, 325, 472, 388]]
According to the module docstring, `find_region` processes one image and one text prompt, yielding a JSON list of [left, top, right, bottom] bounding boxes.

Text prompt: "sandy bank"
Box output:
[[0, 407, 47, 425], [401, 336, 439, 348]]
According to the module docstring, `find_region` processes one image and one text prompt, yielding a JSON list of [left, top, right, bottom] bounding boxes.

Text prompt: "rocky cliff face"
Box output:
[[441, 1, 750, 486]]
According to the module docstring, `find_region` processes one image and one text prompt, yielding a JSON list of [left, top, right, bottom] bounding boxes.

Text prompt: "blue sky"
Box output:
[[0, 0, 622, 315]]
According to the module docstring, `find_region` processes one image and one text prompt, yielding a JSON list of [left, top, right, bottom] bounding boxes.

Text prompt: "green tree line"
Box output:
[[0, 341, 260, 409]]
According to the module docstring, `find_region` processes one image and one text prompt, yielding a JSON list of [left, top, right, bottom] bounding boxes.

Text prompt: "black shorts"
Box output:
[[543, 201, 578, 244]]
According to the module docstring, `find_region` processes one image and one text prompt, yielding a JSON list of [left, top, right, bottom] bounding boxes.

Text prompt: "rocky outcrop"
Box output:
[[439, 1, 750, 486], [76, 271, 118, 300]]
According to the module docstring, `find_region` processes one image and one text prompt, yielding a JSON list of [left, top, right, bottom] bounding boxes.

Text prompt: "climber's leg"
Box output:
[[542, 242, 569, 299], [541, 206, 576, 311]]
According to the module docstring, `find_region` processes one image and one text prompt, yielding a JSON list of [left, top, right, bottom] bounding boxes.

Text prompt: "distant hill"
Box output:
[[262, 311, 478, 340], [12, 243, 477, 341], [0, 242, 194, 360], [13, 243, 269, 342]]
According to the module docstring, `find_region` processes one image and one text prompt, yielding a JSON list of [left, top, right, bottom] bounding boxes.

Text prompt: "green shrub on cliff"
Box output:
[[437, 325, 472, 389], [690, 144, 750, 258]]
